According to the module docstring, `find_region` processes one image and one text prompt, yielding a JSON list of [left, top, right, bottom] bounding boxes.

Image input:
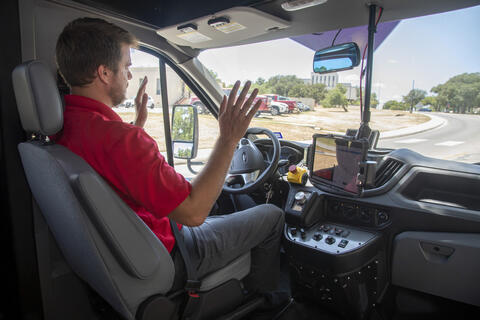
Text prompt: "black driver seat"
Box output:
[[12, 60, 259, 320]]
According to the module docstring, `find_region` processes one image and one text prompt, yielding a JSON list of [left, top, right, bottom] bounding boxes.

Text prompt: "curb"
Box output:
[[379, 113, 446, 139]]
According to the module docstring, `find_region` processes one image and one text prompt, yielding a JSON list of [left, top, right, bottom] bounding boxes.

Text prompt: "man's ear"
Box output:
[[96, 65, 111, 85]]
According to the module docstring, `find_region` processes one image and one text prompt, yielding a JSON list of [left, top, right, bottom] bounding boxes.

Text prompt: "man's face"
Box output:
[[109, 43, 132, 106]]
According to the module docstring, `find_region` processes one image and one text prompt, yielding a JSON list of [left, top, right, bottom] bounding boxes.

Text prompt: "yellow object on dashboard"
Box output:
[[287, 165, 308, 185]]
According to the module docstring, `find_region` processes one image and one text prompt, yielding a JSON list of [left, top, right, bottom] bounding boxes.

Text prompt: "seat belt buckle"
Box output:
[[185, 280, 201, 297]]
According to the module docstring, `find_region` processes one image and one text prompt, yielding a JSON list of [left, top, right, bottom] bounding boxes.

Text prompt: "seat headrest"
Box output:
[[12, 60, 63, 136]]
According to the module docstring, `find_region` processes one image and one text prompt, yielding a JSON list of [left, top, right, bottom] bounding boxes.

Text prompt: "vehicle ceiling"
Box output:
[[71, 0, 480, 51]]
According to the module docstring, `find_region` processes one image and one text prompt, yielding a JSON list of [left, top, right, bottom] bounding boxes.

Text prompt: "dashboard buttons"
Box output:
[[325, 236, 336, 245], [322, 225, 331, 232], [338, 239, 349, 248], [313, 232, 323, 241], [334, 228, 343, 236]]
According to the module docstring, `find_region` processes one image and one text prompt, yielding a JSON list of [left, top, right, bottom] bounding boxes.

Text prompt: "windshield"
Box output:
[[199, 6, 480, 164]]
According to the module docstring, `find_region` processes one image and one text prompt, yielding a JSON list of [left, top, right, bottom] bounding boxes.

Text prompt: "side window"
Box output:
[[114, 48, 218, 179], [165, 64, 217, 178], [114, 49, 166, 152]]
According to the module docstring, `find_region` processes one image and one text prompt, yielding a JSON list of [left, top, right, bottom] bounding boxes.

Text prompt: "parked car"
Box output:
[[418, 106, 432, 112], [297, 102, 311, 111], [123, 96, 155, 109], [270, 101, 289, 115], [188, 96, 209, 114], [264, 94, 299, 113]]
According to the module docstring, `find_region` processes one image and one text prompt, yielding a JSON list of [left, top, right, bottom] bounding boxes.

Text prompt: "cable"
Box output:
[[359, 6, 383, 120], [331, 28, 343, 46]]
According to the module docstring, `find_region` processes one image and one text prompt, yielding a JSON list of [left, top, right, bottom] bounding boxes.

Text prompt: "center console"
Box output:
[[283, 185, 388, 319]]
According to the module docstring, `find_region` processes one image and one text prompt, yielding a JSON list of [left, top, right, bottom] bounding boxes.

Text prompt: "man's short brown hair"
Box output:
[[56, 17, 137, 87]]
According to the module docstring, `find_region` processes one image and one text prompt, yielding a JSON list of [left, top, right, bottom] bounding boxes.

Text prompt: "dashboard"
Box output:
[[279, 146, 480, 318]]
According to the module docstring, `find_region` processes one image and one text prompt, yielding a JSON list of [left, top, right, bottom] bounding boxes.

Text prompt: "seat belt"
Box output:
[[169, 220, 201, 319]]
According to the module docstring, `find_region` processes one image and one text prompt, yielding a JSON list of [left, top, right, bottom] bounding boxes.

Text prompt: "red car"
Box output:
[[264, 94, 299, 113]]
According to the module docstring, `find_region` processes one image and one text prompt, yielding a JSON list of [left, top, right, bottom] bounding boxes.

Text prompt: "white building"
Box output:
[[126, 66, 186, 107], [311, 72, 339, 89]]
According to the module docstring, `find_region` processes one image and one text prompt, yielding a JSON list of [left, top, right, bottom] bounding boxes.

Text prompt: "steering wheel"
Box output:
[[223, 127, 280, 194]]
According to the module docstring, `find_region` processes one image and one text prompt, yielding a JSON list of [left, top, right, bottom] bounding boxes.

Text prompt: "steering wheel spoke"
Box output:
[[223, 128, 280, 194]]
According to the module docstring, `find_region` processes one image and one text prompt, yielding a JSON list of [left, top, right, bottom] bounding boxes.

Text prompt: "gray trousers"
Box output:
[[180, 204, 285, 293]]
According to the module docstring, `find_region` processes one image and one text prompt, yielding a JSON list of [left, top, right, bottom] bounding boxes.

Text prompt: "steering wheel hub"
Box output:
[[224, 128, 280, 194]]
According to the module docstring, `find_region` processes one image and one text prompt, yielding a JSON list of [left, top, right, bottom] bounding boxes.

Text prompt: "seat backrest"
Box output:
[[12, 60, 175, 320]]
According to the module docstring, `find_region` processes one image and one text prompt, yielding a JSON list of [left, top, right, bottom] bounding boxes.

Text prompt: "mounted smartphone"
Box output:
[[309, 134, 369, 196]]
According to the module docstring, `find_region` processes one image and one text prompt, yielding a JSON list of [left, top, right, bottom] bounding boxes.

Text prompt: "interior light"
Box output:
[[281, 0, 328, 12]]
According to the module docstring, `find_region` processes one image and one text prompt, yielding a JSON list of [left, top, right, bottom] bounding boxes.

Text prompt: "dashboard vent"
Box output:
[[374, 159, 404, 188]]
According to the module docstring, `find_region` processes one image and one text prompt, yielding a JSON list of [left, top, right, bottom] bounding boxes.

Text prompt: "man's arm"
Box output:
[[169, 81, 261, 226]]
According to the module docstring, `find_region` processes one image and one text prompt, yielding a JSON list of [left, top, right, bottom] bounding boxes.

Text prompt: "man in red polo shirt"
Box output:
[[54, 17, 284, 294]]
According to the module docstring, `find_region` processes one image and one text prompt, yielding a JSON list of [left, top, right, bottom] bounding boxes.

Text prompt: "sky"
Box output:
[[197, 5, 480, 106], [131, 5, 480, 106]]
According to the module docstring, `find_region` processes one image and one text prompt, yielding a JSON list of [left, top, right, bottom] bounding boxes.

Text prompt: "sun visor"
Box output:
[[156, 6, 290, 49], [290, 21, 400, 54]]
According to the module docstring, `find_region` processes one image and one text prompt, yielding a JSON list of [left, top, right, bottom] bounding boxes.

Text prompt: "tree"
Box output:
[[289, 83, 309, 98], [308, 83, 327, 104], [431, 73, 480, 113], [263, 75, 304, 97], [383, 100, 407, 111], [403, 89, 427, 113], [370, 92, 379, 108], [421, 96, 440, 111], [255, 77, 265, 86], [322, 84, 348, 111]]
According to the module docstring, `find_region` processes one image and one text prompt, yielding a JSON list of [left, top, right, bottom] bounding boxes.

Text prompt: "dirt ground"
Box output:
[[116, 105, 429, 152]]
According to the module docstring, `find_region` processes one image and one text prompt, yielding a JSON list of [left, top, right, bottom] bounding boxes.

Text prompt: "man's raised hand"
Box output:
[[218, 80, 262, 148], [134, 76, 148, 128]]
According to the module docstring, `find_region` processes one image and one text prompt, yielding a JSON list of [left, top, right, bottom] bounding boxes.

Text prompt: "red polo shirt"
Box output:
[[52, 94, 191, 252]]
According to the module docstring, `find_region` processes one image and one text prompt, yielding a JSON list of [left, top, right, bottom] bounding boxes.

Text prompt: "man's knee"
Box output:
[[255, 204, 285, 232]]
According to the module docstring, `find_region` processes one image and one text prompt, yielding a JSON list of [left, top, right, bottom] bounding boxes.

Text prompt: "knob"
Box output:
[[378, 211, 389, 222], [300, 228, 306, 239], [295, 191, 307, 205], [313, 232, 322, 241], [290, 227, 297, 236]]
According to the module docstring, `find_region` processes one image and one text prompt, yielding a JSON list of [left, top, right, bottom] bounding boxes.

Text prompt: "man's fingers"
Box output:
[[228, 81, 240, 108], [242, 88, 259, 113], [246, 99, 262, 120], [219, 95, 227, 116], [140, 76, 148, 91], [235, 81, 251, 109]]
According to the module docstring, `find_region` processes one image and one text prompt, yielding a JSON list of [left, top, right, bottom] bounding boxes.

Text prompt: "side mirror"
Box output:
[[171, 105, 199, 159], [313, 42, 360, 74]]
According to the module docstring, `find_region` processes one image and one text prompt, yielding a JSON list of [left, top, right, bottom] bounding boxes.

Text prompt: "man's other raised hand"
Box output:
[[218, 80, 262, 148]]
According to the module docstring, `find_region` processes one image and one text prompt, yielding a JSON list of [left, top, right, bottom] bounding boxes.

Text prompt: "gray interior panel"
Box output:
[[392, 231, 480, 306]]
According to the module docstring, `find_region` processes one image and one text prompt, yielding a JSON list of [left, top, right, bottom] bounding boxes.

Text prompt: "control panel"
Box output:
[[285, 222, 377, 255], [326, 198, 391, 227]]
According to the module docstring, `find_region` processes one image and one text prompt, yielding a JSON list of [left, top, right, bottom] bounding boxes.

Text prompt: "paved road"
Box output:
[[378, 113, 480, 163]]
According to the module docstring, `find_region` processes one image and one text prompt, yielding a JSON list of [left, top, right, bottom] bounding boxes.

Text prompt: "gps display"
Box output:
[[310, 134, 368, 195]]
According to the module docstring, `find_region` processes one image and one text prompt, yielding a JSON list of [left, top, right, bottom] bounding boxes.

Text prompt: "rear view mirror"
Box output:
[[171, 105, 199, 159], [313, 42, 360, 74]]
